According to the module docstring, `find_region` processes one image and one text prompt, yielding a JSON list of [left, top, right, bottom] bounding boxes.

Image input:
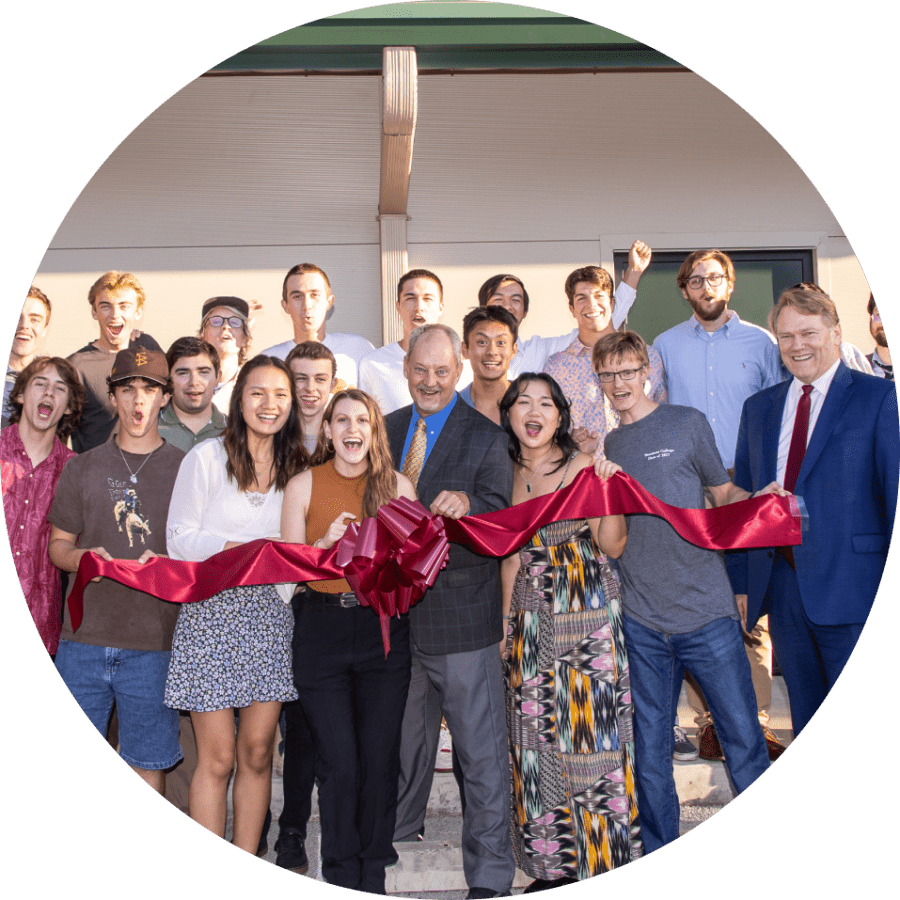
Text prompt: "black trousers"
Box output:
[[292, 589, 412, 894], [278, 694, 316, 838]]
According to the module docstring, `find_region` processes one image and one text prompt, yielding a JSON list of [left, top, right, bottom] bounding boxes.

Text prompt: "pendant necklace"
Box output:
[[518, 448, 555, 494], [118, 443, 155, 484]]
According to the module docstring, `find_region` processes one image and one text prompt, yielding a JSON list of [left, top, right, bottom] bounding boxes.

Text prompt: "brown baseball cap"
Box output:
[[109, 347, 169, 386]]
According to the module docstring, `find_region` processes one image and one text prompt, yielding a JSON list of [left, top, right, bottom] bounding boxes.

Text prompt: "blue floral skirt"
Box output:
[[164, 584, 297, 712]]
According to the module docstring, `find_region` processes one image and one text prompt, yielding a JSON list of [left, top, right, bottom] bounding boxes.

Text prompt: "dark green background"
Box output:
[[0, 0, 900, 900]]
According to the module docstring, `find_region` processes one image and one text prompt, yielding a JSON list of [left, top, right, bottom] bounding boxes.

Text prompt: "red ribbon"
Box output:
[[68, 470, 802, 656]]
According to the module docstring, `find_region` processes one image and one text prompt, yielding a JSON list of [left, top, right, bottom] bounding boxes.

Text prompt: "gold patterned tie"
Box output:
[[402, 417, 428, 487]]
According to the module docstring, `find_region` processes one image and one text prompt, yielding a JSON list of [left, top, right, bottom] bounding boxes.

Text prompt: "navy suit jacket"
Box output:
[[386, 396, 513, 655], [726, 363, 899, 628]]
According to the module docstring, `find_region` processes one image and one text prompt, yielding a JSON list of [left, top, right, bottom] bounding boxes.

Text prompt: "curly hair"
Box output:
[[8, 357, 86, 441]]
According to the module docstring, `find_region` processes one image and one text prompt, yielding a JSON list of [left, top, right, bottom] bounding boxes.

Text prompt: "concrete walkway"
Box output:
[[237, 676, 793, 894]]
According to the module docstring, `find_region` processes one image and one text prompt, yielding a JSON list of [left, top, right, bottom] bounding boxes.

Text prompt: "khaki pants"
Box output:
[[686, 614, 772, 728]]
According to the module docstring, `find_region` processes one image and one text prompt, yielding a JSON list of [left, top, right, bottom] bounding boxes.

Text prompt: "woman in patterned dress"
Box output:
[[165, 356, 306, 854], [498, 373, 642, 891]]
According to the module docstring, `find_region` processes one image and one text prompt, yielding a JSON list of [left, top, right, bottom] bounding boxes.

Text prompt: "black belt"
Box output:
[[304, 585, 359, 608]]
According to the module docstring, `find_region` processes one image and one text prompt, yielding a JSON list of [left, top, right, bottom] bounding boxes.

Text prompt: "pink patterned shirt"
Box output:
[[1, 424, 75, 653], [544, 336, 668, 456]]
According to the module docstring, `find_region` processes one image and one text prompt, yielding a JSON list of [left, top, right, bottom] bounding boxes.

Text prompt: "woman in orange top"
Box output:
[[281, 388, 416, 894]]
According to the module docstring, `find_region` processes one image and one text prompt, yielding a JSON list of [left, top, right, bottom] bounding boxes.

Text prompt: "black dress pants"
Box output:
[[280, 592, 318, 838], [293, 590, 412, 894]]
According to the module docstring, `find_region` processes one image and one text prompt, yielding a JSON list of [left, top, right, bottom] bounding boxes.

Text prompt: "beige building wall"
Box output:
[[407, 72, 871, 350], [35, 75, 385, 359], [30, 70, 872, 362]]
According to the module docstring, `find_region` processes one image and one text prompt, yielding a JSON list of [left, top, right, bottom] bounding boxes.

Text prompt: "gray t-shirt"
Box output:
[[49, 437, 185, 651], [603, 403, 739, 634]]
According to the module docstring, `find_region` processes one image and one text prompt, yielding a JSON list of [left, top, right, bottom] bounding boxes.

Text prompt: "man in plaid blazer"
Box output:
[[386, 323, 514, 900]]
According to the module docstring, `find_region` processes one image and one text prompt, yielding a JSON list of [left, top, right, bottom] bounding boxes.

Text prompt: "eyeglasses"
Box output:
[[686, 273, 729, 289], [205, 315, 245, 330], [597, 367, 645, 383]]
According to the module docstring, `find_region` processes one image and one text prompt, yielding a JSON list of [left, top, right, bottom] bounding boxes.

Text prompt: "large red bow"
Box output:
[[338, 497, 450, 655]]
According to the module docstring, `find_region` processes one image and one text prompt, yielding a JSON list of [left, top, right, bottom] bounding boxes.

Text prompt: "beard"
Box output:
[[872, 326, 888, 348], [690, 298, 728, 322]]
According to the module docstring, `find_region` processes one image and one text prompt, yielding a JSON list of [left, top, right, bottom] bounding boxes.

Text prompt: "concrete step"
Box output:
[[387, 841, 532, 893], [260, 676, 794, 892]]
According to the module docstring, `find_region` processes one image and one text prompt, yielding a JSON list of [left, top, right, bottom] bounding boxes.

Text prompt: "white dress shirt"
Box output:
[[776, 358, 841, 486]]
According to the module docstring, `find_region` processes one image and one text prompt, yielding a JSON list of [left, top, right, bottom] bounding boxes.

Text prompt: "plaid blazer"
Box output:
[[386, 396, 512, 655]]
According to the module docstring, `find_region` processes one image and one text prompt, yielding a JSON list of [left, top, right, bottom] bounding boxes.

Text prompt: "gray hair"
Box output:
[[407, 323, 462, 367]]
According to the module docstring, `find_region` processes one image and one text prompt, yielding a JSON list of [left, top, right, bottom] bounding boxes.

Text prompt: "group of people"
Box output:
[[2, 247, 896, 896]]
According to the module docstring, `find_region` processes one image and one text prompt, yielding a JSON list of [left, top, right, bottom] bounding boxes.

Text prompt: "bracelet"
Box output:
[[502, 615, 510, 620]]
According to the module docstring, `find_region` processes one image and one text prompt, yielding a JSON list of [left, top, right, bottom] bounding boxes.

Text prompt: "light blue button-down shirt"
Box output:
[[653, 312, 786, 469]]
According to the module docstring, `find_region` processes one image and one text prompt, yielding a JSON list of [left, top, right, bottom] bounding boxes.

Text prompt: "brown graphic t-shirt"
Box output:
[[49, 438, 185, 651]]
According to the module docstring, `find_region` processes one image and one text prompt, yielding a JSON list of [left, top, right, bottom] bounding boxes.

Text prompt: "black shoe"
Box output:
[[466, 889, 511, 899], [274, 827, 309, 874], [524, 878, 579, 893]]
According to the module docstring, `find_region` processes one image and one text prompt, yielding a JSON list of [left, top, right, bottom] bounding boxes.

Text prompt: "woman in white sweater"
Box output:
[[165, 355, 306, 854]]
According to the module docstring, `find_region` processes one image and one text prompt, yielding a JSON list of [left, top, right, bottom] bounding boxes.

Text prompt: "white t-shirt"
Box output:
[[262, 331, 375, 389]]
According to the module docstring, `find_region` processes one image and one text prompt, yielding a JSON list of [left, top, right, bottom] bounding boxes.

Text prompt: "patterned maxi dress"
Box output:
[[505, 518, 642, 880]]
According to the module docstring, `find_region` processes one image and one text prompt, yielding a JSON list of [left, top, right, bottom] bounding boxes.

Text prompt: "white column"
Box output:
[[378, 46, 417, 345]]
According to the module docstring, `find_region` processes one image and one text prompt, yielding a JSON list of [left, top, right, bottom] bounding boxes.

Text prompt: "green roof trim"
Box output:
[[211, 46, 680, 72], [319, 3, 575, 21], [255, 18, 637, 48], [208, 3, 681, 73]]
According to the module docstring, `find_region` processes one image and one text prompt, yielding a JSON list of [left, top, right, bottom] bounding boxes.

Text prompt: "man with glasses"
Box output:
[[653, 249, 787, 763], [595, 330, 774, 853], [866, 293, 892, 380]]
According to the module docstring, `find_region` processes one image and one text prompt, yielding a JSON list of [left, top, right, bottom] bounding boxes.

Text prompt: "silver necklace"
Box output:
[[117, 443, 155, 484], [518, 448, 556, 494]]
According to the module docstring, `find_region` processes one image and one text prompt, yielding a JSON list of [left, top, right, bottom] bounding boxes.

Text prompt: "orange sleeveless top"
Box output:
[[306, 458, 367, 593]]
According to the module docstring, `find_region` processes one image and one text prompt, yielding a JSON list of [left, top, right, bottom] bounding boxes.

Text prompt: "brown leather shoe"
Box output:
[[698, 723, 725, 761], [762, 726, 787, 761]]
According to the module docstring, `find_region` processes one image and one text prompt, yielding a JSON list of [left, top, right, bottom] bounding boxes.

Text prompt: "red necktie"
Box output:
[[779, 384, 812, 567], [784, 384, 813, 493]]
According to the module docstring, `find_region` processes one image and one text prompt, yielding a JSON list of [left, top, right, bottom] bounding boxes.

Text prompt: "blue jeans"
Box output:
[[623, 615, 769, 853], [55, 640, 182, 770]]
